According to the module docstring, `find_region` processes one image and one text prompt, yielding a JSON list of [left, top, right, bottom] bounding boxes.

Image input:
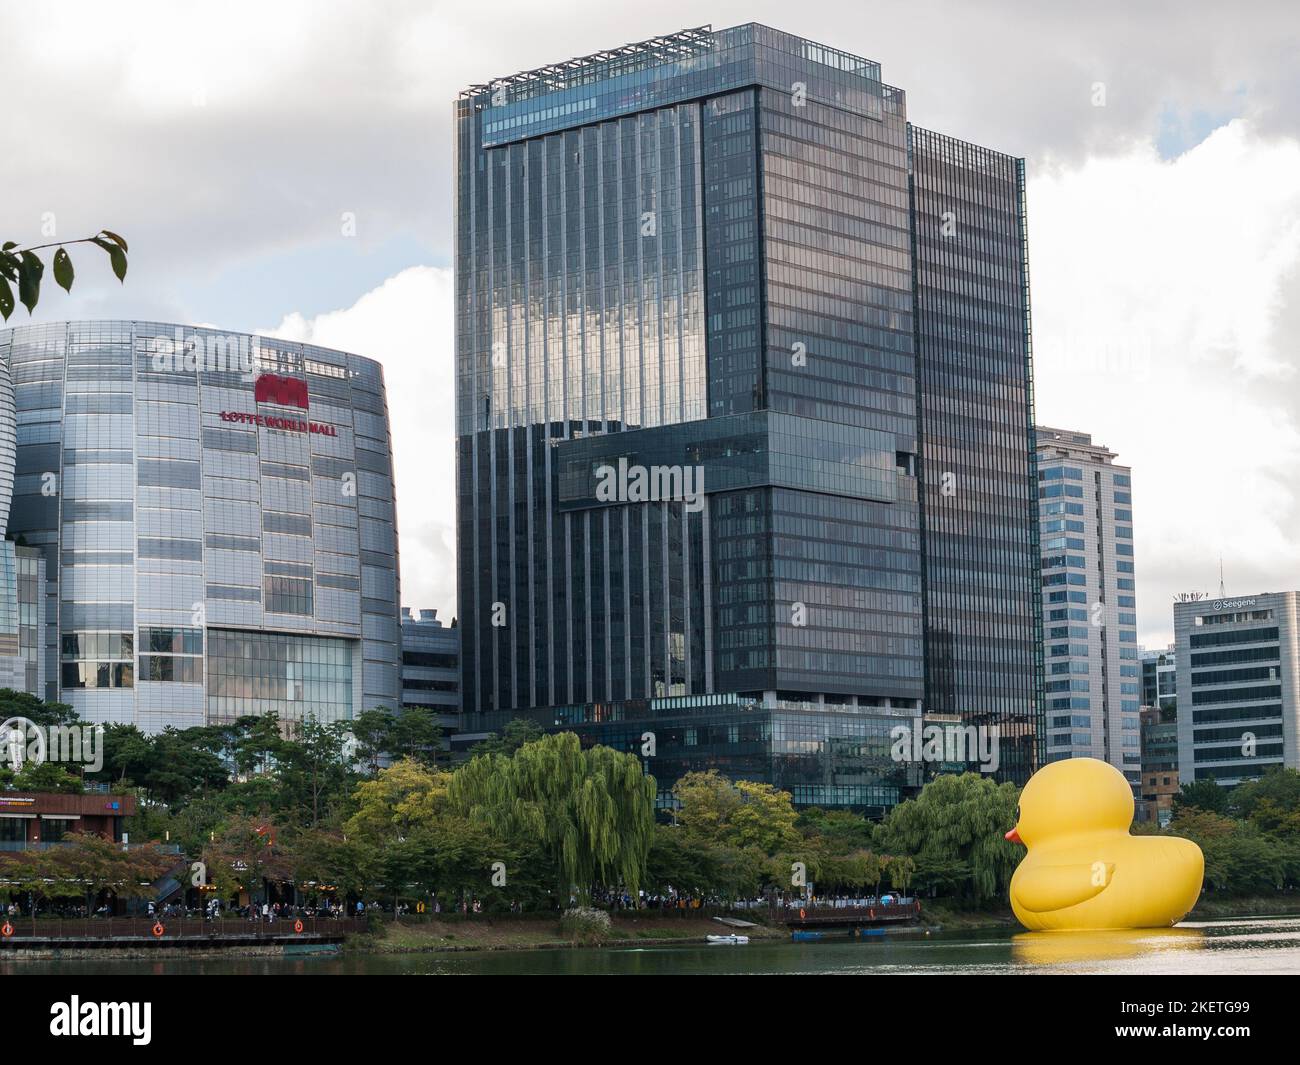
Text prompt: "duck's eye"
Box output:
[[1015, 805, 1021, 822]]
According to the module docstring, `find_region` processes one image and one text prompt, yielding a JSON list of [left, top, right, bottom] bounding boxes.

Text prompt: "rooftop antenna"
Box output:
[[1219, 556, 1225, 598]]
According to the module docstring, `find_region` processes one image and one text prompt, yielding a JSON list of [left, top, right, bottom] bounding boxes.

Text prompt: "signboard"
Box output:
[[219, 373, 337, 437]]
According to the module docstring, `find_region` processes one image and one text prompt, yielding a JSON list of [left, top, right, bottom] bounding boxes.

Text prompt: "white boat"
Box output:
[[706, 934, 749, 945]]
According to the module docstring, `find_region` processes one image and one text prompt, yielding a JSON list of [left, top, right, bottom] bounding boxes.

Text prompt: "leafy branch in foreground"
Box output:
[[0, 229, 129, 320]]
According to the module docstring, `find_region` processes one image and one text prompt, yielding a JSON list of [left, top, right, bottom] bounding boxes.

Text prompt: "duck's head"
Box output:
[[1004, 757, 1134, 847]]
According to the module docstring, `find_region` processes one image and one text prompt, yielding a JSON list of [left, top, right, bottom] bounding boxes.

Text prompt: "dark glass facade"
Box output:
[[454, 24, 1041, 805], [908, 127, 1044, 783]]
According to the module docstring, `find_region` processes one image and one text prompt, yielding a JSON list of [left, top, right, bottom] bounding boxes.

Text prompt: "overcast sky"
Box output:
[[3, 0, 1298, 647]]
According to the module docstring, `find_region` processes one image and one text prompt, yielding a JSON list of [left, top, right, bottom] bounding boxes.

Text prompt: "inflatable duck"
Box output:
[[1005, 757, 1203, 931]]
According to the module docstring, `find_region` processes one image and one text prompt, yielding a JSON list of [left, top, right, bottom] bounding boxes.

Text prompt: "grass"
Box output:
[[914, 898, 1017, 930]]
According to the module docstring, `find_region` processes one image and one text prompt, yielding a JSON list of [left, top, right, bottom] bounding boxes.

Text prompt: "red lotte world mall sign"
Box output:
[[219, 372, 337, 436]]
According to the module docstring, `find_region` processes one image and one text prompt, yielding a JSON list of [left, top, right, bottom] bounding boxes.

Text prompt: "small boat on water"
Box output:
[[706, 934, 749, 945]]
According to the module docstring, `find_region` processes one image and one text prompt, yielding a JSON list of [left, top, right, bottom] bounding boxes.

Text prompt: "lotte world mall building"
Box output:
[[0, 320, 402, 731]]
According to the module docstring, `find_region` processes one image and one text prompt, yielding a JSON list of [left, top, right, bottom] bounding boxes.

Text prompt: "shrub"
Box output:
[[559, 906, 612, 944]]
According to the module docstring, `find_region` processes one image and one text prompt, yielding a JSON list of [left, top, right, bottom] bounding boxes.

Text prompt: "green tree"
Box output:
[[93, 723, 155, 786], [1201, 830, 1285, 895], [351, 706, 444, 772], [390, 707, 443, 766], [0, 689, 78, 728], [1175, 778, 1230, 816], [874, 773, 1020, 901], [885, 854, 917, 893], [811, 848, 885, 893], [645, 825, 765, 901], [345, 758, 448, 841], [0, 834, 171, 910], [1232, 768, 1300, 825], [448, 732, 655, 902], [673, 770, 800, 854], [276, 717, 351, 827], [796, 807, 874, 852], [469, 717, 544, 758], [351, 707, 397, 776], [911, 854, 971, 896], [203, 816, 291, 907], [143, 727, 228, 806], [12, 760, 84, 793], [290, 829, 377, 901], [225, 714, 284, 778], [0, 231, 128, 320]]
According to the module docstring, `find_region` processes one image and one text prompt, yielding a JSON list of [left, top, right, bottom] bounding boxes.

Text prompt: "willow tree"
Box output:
[[873, 773, 1020, 901], [447, 732, 655, 903]]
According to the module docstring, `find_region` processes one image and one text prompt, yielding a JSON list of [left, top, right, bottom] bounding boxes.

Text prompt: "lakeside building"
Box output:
[[1141, 643, 1177, 711], [1137, 643, 1178, 822], [1138, 705, 1178, 824], [1175, 592, 1300, 786], [453, 24, 1042, 808], [400, 607, 460, 749], [1034, 426, 1141, 786], [0, 789, 136, 850], [0, 321, 402, 731]]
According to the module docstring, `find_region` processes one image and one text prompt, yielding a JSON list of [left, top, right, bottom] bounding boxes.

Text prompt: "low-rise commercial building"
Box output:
[[0, 789, 136, 850], [1138, 705, 1179, 824], [1175, 592, 1298, 786], [1141, 644, 1177, 712], [400, 607, 459, 747]]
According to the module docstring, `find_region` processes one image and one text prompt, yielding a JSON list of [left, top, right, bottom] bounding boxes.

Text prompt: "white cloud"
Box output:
[[9, 2, 1298, 654], [1030, 120, 1300, 645], [250, 119, 1300, 653], [259, 266, 457, 622]]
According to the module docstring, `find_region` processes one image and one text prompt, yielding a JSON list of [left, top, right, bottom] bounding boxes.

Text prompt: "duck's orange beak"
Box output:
[[1005, 827, 1022, 844]]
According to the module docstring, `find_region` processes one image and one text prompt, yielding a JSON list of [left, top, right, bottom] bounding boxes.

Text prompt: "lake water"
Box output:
[[6, 915, 1300, 975]]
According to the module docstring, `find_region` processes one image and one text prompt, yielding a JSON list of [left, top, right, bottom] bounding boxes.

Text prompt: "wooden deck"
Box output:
[[0, 916, 366, 948]]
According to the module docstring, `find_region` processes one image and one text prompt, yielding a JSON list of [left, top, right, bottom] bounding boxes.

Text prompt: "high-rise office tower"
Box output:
[[1035, 426, 1141, 784], [454, 24, 1042, 808]]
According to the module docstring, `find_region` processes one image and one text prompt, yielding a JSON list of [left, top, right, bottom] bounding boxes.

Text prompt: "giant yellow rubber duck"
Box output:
[[1005, 757, 1203, 931]]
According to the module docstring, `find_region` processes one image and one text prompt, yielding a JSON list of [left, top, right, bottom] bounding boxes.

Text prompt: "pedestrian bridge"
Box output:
[[777, 900, 921, 928]]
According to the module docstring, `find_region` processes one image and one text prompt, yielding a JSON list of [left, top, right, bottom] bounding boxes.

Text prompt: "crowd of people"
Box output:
[[3, 890, 915, 920]]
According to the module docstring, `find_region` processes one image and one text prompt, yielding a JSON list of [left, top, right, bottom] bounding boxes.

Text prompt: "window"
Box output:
[[40, 818, 72, 843], [138, 656, 203, 683], [62, 661, 133, 689], [264, 575, 314, 616]]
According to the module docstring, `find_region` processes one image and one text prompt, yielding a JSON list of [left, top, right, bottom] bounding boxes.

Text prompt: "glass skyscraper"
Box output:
[[454, 24, 1042, 807]]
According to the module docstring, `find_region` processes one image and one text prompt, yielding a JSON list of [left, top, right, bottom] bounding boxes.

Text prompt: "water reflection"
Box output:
[[1012, 926, 1205, 967], [3, 916, 1300, 975]]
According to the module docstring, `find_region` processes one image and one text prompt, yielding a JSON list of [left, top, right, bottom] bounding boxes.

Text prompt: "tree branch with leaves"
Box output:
[[0, 230, 129, 320]]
